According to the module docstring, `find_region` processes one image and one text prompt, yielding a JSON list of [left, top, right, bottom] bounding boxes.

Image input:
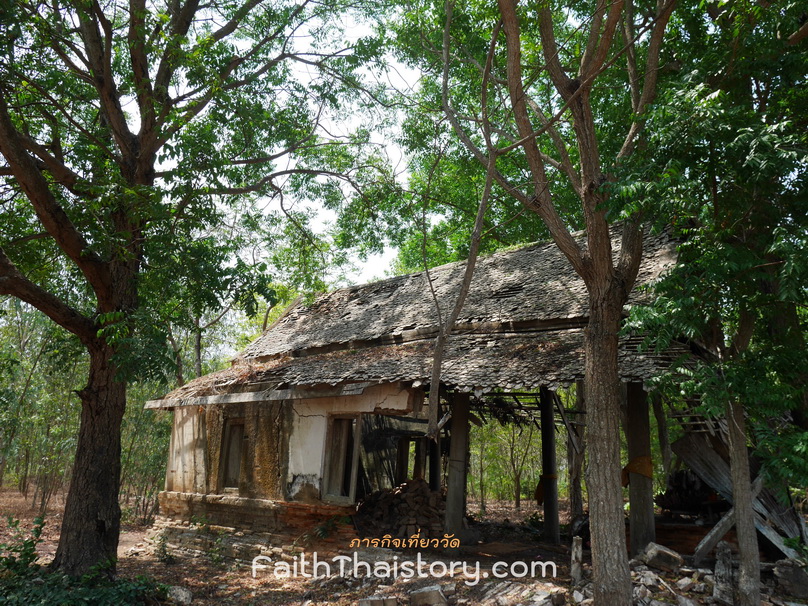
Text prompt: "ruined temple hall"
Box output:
[[146, 229, 691, 559]]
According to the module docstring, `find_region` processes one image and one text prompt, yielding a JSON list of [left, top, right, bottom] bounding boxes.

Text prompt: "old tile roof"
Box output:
[[157, 227, 682, 403]]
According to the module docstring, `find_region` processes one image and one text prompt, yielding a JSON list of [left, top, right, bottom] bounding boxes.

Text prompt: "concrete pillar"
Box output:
[[626, 382, 656, 556], [445, 392, 470, 543], [540, 386, 560, 544]]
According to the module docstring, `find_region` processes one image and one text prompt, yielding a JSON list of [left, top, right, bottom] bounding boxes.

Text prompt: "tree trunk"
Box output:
[[194, 325, 203, 378], [514, 472, 521, 509], [51, 343, 125, 577], [585, 296, 632, 605], [18, 448, 30, 497], [726, 400, 760, 606]]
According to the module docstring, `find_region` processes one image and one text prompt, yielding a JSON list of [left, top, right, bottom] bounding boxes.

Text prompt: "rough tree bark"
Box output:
[[489, 0, 672, 600], [726, 399, 760, 606], [51, 343, 127, 575], [583, 288, 633, 603], [0, 0, 338, 575]]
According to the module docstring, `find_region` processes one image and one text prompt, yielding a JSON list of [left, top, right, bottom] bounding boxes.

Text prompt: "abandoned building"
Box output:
[[146, 228, 806, 563]]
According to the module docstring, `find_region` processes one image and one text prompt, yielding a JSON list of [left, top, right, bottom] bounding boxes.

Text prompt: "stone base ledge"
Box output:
[[152, 491, 356, 563]]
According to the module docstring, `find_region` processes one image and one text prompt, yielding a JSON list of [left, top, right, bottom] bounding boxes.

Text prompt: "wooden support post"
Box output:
[[445, 392, 470, 545], [395, 437, 410, 485], [626, 382, 655, 556], [571, 536, 583, 585], [568, 380, 586, 518], [428, 432, 441, 491], [413, 438, 426, 480], [540, 386, 560, 544], [652, 393, 672, 489]]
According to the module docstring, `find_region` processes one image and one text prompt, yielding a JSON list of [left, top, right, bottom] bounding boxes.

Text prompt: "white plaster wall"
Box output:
[[286, 383, 412, 493]]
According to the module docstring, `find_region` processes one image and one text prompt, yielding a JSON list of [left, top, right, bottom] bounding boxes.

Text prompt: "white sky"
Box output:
[[347, 247, 399, 284]]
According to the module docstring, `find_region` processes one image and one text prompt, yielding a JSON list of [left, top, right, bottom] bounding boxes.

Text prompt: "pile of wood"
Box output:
[[655, 469, 725, 515], [354, 479, 445, 540]]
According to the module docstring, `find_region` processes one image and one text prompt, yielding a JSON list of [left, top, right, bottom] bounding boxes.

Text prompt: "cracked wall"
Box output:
[[165, 382, 411, 504], [166, 401, 289, 500]]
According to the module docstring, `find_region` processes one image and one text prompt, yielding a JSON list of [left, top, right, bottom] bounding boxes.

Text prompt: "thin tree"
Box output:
[[404, 0, 677, 601]]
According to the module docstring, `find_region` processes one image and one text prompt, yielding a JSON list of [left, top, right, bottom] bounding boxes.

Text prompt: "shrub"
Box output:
[[0, 517, 166, 605]]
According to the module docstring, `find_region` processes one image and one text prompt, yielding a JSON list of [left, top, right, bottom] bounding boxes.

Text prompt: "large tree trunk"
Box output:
[[585, 294, 632, 605], [726, 400, 760, 606], [51, 343, 125, 577]]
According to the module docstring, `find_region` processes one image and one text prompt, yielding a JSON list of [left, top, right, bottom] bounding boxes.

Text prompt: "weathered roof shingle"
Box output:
[[156, 227, 680, 404]]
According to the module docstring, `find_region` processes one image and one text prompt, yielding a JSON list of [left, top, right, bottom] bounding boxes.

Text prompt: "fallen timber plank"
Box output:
[[672, 432, 803, 560], [692, 477, 763, 565]]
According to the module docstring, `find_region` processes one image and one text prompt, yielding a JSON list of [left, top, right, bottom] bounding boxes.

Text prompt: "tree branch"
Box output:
[[618, 0, 677, 159], [0, 92, 113, 301], [77, 2, 138, 161], [497, 0, 586, 275], [581, 0, 625, 80], [622, 0, 641, 112], [154, 0, 201, 96], [525, 96, 580, 189], [19, 134, 97, 199], [128, 0, 156, 140], [787, 20, 808, 45], [0, 247, 96, 343]]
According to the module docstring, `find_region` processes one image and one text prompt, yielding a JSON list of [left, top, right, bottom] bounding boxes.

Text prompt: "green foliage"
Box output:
[[2, 518, 163, 604], [0, 568, 166, 605], [622, 0, 808, 491], [0, 517, 44, 576], [466, 393, 574, 508], [119, 384, 173, 525], [783, 536, 808, 566], [154, 531, 175, 566]]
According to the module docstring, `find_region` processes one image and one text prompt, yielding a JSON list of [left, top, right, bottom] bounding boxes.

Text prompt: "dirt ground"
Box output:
[[4, 489, 807, 605], [0, 489, 569, 605]]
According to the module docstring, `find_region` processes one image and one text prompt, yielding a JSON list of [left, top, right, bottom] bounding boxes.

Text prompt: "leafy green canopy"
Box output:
[[331, 0, 585, 272], [0, 0, 391, 379], [622, 0, 808, 488]]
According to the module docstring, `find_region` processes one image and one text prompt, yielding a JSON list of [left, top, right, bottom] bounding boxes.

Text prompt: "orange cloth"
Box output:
[[621, 456, 653, 487]]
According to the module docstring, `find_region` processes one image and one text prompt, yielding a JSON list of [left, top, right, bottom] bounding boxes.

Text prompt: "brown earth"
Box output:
[[3, 489, 807, 605], [0, 489, 569, 605]]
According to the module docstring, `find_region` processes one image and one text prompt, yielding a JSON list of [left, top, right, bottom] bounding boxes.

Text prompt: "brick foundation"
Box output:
[[151, 491, 357, 563]]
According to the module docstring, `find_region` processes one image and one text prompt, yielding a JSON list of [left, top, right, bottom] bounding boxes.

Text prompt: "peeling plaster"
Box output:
[[287, 474, 320, 503]]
